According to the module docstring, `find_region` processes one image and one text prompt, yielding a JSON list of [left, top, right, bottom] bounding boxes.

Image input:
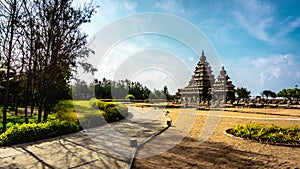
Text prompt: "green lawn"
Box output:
[[0, 99, 129, 146]]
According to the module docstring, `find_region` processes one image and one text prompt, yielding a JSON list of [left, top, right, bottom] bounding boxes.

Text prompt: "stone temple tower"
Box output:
[[177, 50, 235, 108], [178, 50, 215, 106], [211, 66, 235, 104]]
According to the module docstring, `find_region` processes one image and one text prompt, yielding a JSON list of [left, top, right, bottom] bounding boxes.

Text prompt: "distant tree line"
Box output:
[[262, 90, 277, 99], [233, 86, 300, 100], [72, 78, 174, 101], [236, 87, 251, 99], [72, 82, 299, 102], [277, 85, 300, 100]]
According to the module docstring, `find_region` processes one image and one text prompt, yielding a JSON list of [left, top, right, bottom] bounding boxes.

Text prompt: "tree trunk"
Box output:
[[14, 98, 19, 116], [24, 105, 28, 123], [37, 103, 43, 123], [30, 102, 34, 116], [2, 0, 17, 133], [43, 102, 50, 122]]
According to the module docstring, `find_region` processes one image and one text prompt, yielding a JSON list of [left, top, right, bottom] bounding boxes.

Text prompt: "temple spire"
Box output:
[[212, 66, 235, 103], [179, 49, 215, 105], [200, 50, 206, 62], [220, 66, 226, 76]]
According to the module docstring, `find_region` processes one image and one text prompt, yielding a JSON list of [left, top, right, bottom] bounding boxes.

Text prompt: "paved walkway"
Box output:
[[0, 106, 167, 169], [135, 109, 198, 158]]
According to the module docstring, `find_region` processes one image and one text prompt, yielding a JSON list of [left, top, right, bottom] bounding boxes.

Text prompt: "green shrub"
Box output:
[[53, 101, 78, 123], [1, 114, 58, 133], [230, 123, 300, 144], [6, 122, 15, 129], [89, 98, 129, 122], [89, 98, 99, 108], [0, 122, 15, 133], [125, 94, 135, 100], [7, 116, 24, 124], [0, 121, 80, 146]]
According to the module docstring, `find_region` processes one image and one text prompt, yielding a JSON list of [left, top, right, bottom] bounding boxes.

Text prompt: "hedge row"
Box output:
[[229, 123, 300, 144], [0, 121, 80, 146], [89, 98, 129, 122]]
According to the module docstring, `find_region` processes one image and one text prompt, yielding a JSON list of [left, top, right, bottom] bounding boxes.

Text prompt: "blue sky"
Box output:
[[79, 0, 300, 96]]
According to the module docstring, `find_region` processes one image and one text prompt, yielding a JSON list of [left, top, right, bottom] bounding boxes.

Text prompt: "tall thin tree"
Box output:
[[0, 0, 23, 132]]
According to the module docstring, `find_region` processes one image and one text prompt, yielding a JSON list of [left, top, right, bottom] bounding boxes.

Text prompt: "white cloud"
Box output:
[[132, 68, 181, 93], [92, 35, 194, 94], [278, 17, 300, 36], [259, 73, 267, 84], [96, 40, 146, 79], [155, 0, 198, 17], [233, 0, 300, 44], [233, 0, 274, 43], [252, 57, 268, 67], [269, 67, 281, 78], [80, 0, 138, 39], [252, 53, 298, 83], [226, 54, 300, 96], [123, 1, 137, 12], [155, 0, 184, 14]]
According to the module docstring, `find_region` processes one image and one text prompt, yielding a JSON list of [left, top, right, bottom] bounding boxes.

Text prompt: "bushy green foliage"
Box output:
[[262, 90, 277, 98], [0, 99, 128, 146], [0, 121, 80, 146], [125, 94, 135, 100], [236, 87, 251, 99], [277, 86, 300, 100], [88, 98, 95, 108], [0, 114, 56, 133], [89, 98, 129, 122], [4, 115, 24, 124], [53, 101, 78, 123], [229, 123, 300, 144]]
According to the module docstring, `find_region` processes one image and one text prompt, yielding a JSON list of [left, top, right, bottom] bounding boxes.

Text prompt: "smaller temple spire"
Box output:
[[200, 50, 206, 62], [220, 66, 226, 76]]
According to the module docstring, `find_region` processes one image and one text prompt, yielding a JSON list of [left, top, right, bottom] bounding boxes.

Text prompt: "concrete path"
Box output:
[[0, 106, 167, 169], [136, 109, 198, 158]]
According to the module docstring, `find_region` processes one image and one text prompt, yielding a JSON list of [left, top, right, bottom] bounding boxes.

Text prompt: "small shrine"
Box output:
[[211, 66, 235, 105]]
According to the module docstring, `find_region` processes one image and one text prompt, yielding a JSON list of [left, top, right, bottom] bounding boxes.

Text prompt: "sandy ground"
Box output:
[[133, 108, 300, 169]]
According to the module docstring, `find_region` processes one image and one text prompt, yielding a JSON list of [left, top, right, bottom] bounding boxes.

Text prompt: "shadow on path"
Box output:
[[133, 137, 291, 169]]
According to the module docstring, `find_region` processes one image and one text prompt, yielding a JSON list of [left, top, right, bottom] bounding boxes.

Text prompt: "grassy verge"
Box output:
[[0, 99, 129, 146], [228, 123, 300, 145]]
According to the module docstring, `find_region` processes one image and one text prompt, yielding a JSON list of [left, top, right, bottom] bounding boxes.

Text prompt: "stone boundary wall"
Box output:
[[181, 98, 300, 109], [229, 98, 300, 109]]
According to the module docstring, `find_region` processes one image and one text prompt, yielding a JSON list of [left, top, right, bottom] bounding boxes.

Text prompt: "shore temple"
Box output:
[[177, 50, 235, 107]]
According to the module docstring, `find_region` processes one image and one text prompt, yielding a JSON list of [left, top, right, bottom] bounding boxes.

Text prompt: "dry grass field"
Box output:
[[133, 107, 300, 169]]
